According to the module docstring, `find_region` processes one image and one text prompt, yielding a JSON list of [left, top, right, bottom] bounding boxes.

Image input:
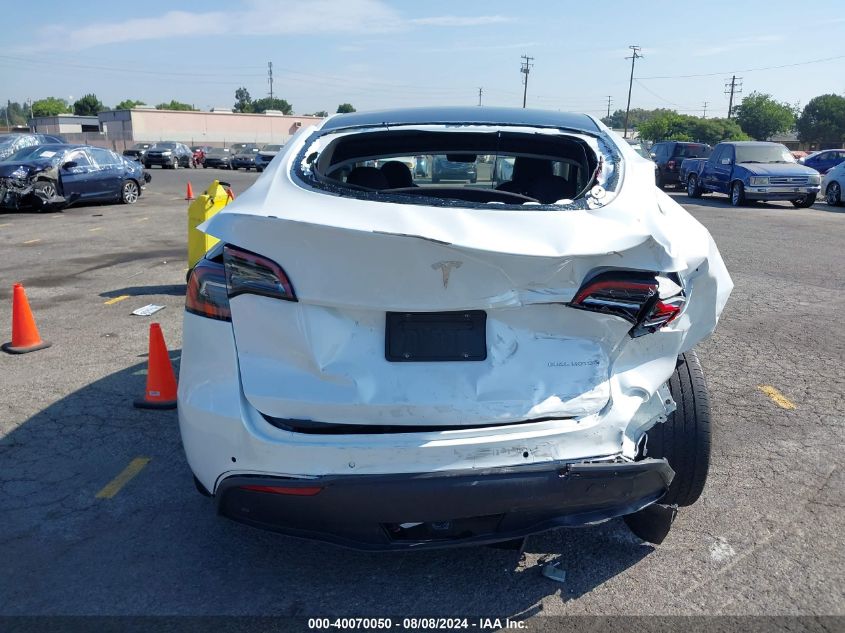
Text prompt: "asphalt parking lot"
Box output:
[[0, 169, 843, 620]]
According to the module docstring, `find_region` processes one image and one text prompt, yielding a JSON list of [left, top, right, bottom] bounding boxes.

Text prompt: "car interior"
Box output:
[[312, 130, 599, 205]]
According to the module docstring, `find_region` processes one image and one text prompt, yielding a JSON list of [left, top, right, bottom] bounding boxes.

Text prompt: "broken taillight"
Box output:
[[570, 271, 684, 337], [223, 245, 296, 302], [185, 258, 231, 321]]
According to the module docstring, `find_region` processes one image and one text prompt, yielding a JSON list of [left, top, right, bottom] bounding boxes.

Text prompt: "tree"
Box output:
[[252, 97, 292, 114], [31, 97, 69, 117], [733, 92, 795, 141], [601, 107, 674, 129], [336, 103, 356, 114], [73, 93, 107, 116], [155, 100, 195, 111], [233, 87, 253, 113], [115, 99, 146, 110], [1, 101, 29, 126], [797, 94, 845, 146], [638, 112, 748, 144], [312, 110, 329, 117]]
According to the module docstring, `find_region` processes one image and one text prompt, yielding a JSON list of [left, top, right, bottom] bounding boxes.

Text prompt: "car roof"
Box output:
[[320, 106, 600, 134], [722, 141, 785, 146]]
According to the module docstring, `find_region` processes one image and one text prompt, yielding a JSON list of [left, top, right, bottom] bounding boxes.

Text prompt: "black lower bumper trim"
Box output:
[[215, 459, 674, 550]]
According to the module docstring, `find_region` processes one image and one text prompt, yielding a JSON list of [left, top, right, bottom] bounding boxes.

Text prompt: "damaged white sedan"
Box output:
[[178, 107, 732, 549]]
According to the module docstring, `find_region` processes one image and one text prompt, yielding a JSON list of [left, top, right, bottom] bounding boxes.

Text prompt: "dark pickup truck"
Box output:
[[682, 141, 821, 207]]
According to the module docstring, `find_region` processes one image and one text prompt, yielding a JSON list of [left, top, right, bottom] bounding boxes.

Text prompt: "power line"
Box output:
[[267, 61, 273, 100], [478, 87, 483, 107], [606, 95, 612, 119], [725, 75, 743, 118], [623, 45, 643, 139], [520, 55, 534, 108], [637, 53, 845, 80], [702, 101, 709, 118]]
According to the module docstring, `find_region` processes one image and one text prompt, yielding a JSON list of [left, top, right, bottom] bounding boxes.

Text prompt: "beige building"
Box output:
[[99, 108, 324, 149], [29, 114, 101, 135]]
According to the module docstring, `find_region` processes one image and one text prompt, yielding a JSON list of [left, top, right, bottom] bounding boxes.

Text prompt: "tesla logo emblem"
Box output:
[[431, 261, 462, 288]]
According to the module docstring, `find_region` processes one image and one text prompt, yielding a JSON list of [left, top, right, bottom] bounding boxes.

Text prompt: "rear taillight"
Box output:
[[223, 245, 296, 301], [667, 160, 676, 170], [185, 258, 231, 321], [570, 271, 684, 337]]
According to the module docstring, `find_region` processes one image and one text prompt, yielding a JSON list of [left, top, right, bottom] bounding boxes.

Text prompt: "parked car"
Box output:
[[821, 160, 845, 207], [123, 142, 153, 163], [650, 141, 711, 189], [800, 149, 845, 175], [144, 142, 193, 169], [0, 144, 150, 211], [191, 146, 212, 167], [0, 133, 67, 162], [254, 144, 284, 172], [232, 145, 261, 171], [683, 141, 821, 207], [179, 106, 732, 550], [203, 147, 233, 169], [431, 154, 477, 183]]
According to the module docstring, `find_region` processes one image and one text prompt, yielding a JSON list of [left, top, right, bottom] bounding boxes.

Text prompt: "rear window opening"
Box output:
[[296, 128, 616, 209]]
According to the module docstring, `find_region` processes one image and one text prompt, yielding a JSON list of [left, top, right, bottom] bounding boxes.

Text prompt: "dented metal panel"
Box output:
[[193, 113, 731, 445]]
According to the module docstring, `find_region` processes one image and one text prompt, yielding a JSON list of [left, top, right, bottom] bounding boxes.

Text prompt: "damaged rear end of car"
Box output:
[[178, 107, 732, 550]]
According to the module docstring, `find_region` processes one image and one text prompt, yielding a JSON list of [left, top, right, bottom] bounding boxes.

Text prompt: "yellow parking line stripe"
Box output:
[[103, 295, 130, 305], [89, 227, 103, 232], [758, 385, 796, 410], [95, 457, 151, 499], [23, 239, 41, 244], [0, 223, 10, 228], [136, 217, 149, 222]]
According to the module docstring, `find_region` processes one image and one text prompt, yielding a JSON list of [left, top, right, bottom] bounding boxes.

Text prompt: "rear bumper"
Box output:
[[215, 459, 673, 550]]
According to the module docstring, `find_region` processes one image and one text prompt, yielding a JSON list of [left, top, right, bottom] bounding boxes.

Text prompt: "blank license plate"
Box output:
[[385, 311, 487, 362]]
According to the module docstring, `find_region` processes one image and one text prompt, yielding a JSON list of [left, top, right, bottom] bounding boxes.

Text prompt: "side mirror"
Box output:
[[62, 161, 78, 170]]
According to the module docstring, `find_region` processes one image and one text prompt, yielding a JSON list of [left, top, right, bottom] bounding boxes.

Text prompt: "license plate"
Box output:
[[385, 311, 487, 362]]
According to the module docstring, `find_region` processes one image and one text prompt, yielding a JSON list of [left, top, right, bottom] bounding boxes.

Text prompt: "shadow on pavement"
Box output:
[[0, 357, 652, 616], [101, 284, 187, 299]]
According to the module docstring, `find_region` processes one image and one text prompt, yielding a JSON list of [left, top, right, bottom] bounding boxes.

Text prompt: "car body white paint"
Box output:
[[178, 113, 732, 494]]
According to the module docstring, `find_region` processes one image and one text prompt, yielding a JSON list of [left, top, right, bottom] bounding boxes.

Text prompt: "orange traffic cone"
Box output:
[[134, 323, 177, 409], [185, 181, 195, 200], [226, 187, 234, 201], [2, 283, 51, 354]]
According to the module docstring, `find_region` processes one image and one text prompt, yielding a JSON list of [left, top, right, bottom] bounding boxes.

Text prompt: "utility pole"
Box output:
[[268, 61, 274, 100], [520, 55, 534, 108], [478, 87, 483, 106], [606, 95, 613, 119], [725, 75, 742, 118], [623, 45, 642, 139], [702, 101, 709, 118]]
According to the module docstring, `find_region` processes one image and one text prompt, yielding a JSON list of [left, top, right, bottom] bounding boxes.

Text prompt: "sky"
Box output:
[[1, 0, 844, 118]]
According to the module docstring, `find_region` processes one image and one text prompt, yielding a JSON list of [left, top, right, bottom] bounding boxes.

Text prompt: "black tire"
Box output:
[[686, 175, 702, 198], [730, 181, 745, 206], [791, 194, 816, 208], [120, 179, 140, 204], [826, 182, 842, 206], [647, 350, 711, 507], [34, 180, 57, 199], [144, 163, 151, 169]]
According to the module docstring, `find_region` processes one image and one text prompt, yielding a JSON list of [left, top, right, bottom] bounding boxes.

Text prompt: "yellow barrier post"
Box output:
[[187, 180, 232, 268]]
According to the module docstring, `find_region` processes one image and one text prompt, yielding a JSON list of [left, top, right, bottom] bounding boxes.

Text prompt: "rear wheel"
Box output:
[[791, 194, 816, 208], [647, 350, 711, 506], [730, 181, 745, 206], [686, 175, 702, 198]]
